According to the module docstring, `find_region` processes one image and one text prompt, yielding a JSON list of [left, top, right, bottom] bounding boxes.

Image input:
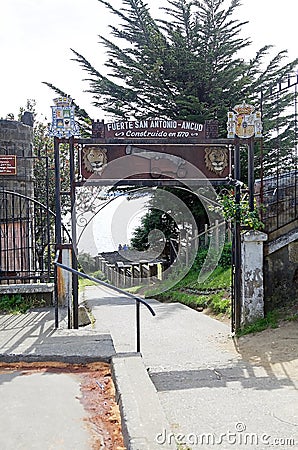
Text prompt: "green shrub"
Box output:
[[237, 311, 279, 336], [0, 294, 45, 314], [218, 242, 232, 269], [210, 293, 231, 315], [193, 242, 232, 271]]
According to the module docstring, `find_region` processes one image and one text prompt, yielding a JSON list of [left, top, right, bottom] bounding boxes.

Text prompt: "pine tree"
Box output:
[[43, 0, 298, 243], [45, 0, 297, 138]]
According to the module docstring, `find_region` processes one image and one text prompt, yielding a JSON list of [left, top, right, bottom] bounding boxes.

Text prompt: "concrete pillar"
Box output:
[[241, 230, 268, 326], [57, 248, 72, 307], [157, 262, 163, 280], [130, 265, 134, 287]]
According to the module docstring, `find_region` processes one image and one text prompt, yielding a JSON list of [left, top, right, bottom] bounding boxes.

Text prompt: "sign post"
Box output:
[[227, 102, 263, 211], [227, 101, 263, 332], [49, 97, 80, 329], [0, 155, 17, 175]]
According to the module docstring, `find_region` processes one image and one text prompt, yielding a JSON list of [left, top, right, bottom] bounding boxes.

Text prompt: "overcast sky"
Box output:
[[0, 0, 297, 122]]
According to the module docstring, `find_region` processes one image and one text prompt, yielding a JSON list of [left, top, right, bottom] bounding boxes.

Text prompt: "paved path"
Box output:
[[0, 370, 90, 450], [84, 285, 298, 450], [0, 308, 115, 450], [0, 307, 114, 362]]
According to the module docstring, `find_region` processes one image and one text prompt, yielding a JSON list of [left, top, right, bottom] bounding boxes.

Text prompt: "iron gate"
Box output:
[[0, 156, 56, 284], [257, 74, 298, 233], [0, 189, 55, 283], [231, 74, 298, 331]]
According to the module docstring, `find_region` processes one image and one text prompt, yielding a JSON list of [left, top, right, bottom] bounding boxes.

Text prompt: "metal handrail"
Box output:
[[54, 251, 156, 353]]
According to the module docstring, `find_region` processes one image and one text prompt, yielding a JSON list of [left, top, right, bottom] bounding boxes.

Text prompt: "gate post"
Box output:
[[69, 136, 79, 329], [233, 140, 242, 332], [54, 137, 62, 328], [240, 230, 268, 326]]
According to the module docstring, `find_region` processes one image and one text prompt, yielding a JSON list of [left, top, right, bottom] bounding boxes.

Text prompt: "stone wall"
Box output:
[[0, 119, 34, 201], [264, 242, 298, 311]]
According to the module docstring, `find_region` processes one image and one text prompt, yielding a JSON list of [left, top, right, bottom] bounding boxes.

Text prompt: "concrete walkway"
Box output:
[[0, 308, 115, 450], [84, 284, 298, 450], [0, 369, 91, 450], [0, 289, 297, 450], [0, 307, 114, 363]]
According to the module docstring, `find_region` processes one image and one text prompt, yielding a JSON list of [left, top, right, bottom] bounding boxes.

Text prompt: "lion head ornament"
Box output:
[[205, 147, 228, 175], [82, 146, 108, 175]]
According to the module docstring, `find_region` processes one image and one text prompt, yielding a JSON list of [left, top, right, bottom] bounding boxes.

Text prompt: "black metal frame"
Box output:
[[54, 250, 155, 353], [0, 188, 54, 284], [257, 75, 298, 234]]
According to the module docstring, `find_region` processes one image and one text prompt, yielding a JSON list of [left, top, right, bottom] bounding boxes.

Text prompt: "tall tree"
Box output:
[[130, 187, 207, 251], [44, 0, 298, 172], [43, 0, 298, 244], [46, 1, 296, 125]]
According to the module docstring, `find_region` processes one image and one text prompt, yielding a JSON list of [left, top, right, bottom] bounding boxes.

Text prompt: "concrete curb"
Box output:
[[0, 330, 115, 364], [111, 353, 176, 450], [0, 354, 112, 364]]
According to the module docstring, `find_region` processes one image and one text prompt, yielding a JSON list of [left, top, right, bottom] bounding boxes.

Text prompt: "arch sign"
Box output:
[[78, 119, 231, 184]]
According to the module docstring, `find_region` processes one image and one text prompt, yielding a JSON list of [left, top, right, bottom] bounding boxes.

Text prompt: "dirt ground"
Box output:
[[217, 320, 298, 380], [0, 362, 126, 450]]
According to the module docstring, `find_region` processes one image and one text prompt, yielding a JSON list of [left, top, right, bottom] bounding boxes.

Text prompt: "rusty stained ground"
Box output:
[[0, 362, 126, 450]]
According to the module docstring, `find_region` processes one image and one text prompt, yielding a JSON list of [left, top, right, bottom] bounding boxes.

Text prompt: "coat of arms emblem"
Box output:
[[49, 97, 80, 138], [227, 102, 262, 139]]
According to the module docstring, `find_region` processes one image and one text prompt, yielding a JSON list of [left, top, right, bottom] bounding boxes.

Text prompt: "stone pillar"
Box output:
[[241, 230, 268, 326], [0, 120, 34, 197]]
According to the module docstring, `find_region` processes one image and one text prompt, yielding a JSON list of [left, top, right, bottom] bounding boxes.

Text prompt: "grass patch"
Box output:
[[285, 314, 298, 322], [0, 294, 46, 314], [149, 265, 232, 317], [237, 310, 279, 336], [194, 266, 232, 290], [124, 285, 143, 294], [79, 277, 96, 289], [78, 269, 107, 290]]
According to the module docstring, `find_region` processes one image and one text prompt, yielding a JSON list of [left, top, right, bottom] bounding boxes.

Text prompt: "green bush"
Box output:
[[219, 242, 232, 269], [237, 311, 279, 336], [0, 294, 45, 314], [210, 293, 231, 315], [193, 242, 232, 272]]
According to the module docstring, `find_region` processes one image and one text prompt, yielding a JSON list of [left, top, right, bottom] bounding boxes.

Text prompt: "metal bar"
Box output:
[[11, 194, 16, 274], [1, 190, 71, 239], [231, 233, 235, 333], [54, 252, 156, 316], [276, 92, 280, 230], [259, 93, 264, 221], [54, 137, 62, 328], [45, 154, 51, 282], [54, 253, 155, 354], [69, 136, 79, 329], [295, 83, 298, 220], [248, 139, 255, 212], [4, 192, 8, 276], [136, 300, 141, 353], [233, 140, 242, 332], [54, 138, 62, 246]]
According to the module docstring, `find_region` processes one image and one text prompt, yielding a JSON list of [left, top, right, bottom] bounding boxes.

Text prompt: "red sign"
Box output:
[[80, 144, 230, 183], [0, 155, 17, 175]]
